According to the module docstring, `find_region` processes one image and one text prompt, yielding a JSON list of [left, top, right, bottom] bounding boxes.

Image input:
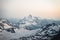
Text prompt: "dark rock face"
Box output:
[[0, 23, 4, 27], [11, 28, 15, 33], [0, 23, 4, 30], [6, 28, 15, 33], [51, 31, 60, 40]]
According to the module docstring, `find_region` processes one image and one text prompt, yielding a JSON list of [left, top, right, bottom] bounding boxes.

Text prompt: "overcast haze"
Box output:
[[1, 0, 60, 18]]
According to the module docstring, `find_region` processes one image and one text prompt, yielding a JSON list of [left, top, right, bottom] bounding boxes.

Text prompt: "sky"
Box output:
[[1, 0, 60, 19]]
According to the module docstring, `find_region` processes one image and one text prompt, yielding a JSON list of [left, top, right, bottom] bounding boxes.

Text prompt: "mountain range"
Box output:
[[0, 15, 60, 40]]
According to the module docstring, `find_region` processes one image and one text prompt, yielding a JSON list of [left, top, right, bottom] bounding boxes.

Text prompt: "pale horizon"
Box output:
[[2, 0, 60, 19]]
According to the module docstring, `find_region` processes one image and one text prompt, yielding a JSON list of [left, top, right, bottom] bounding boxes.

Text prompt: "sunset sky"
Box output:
[[2, 0, 60, 19]]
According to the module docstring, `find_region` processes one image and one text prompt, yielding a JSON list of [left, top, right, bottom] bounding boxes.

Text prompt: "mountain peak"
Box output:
[[28, 14, 32, 18]]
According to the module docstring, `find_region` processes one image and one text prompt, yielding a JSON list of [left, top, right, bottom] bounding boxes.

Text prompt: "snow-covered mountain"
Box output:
[[0, 18, 15, 33], [0, 15, 60, 40], [17, 15, 41, 30], [17, 15, 60, 30]]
